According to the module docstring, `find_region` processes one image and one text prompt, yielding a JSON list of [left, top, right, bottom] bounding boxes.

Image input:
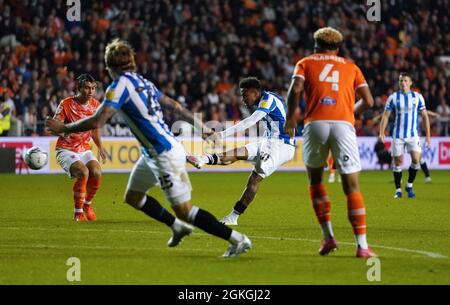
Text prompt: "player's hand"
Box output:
[[98, 146, 107, 164], [379, 133, 385, 143], [45, 117, 66, 136], [285, 118, 297, 138], [425, 137, 431, 148]]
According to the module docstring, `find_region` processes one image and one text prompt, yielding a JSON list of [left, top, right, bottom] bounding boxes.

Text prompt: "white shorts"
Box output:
[[302, 121, 361, 174], [126, 142, 192, 206], [245, 138, 295, 178], [56, 149, 98, 178], [392, 137, 422, 157]]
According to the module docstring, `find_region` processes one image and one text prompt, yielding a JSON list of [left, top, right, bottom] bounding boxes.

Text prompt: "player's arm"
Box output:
[[354, 85, 374, 116], [91, 128, 107, 164], [285, 77, 304, 137], [46, 103, 117, 134], [216, 110, 267, 139], [426, 110, 440, 118], [378, 109, 391, 143], [421, 109, 431, 147], [159, 94, 213, 138]]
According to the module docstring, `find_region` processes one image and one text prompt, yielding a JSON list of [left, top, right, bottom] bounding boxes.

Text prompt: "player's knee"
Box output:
[[124, 190, 145, 209], [89, 167, 102, 179], [73, 166, 89, 179]]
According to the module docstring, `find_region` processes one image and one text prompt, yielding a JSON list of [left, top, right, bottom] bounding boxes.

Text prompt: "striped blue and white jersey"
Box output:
[[103, 72, 178, 156], [385, 90, 426, 139], [256, 91, 295, 146]]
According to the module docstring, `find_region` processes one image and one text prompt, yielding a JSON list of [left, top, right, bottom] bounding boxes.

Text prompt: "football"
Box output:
[[23, 146, 48, 170]]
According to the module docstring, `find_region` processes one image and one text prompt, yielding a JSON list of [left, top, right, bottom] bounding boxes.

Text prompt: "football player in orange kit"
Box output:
[[53, 74, 106, 221], [285, 27, 376, 257]]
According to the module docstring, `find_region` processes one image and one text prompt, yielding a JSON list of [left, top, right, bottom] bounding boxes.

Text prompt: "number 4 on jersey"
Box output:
[[319, 64, 339, 92]]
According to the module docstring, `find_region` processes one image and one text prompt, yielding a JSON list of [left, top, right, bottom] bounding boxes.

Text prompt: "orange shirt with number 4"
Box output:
[[54, 96, 100, 152], [293, 53, 368, 125]]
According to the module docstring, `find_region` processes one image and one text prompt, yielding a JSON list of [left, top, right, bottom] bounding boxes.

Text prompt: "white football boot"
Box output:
[[222, 235, 252, 257], [168, 221, 193, 247]]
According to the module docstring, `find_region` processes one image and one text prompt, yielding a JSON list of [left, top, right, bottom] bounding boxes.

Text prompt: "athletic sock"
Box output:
[[309, 184, 333, 239], [140, 196, 175, 227], [187, 206, 232, 240], [206, 153, 220, 165], [346, 192, 368, 249], [73, 176, 88, 210], [232, 201, 247, 215], [393, 167, 402, 189], [408, 163, 420, 185], [420, 160, 430, 177], [85, 176, 101, 204]]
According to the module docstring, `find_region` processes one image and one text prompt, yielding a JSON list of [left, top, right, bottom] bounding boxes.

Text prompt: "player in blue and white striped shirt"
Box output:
[[46, 39, 251, 257], [187, 77, 296, 225], [379, 72, 431, 199]]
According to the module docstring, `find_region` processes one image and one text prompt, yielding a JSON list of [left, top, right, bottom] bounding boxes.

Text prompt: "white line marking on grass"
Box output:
[[0, 226, 447, 259]]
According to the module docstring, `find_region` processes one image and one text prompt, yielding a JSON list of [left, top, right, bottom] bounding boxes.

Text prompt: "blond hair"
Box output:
[[313, 27, 344, 50], [105, 39, 136, 74]]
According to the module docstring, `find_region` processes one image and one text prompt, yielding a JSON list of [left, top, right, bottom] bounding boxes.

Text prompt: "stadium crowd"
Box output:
[[0, 0, 449, 137]]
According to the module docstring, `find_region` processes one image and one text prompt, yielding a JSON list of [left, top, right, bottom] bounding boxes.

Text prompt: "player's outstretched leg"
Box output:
[[173, 203, 252, 257], [187, 147, 247, 169], [70, 162, 89, 222], [84, 160, 102, 221], [221, 172, 263, 226], [125, 190, 193, 247], [420, 158, 432, 183]]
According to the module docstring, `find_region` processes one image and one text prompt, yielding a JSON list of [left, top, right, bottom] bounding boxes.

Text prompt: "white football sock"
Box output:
[[171, 218, 184, 232], [320, 221, 334, 239], [406, 183, 413, 188], [356, 234, 368, 249], [74, 208, 84, 213], [199, 155, 210, 164]]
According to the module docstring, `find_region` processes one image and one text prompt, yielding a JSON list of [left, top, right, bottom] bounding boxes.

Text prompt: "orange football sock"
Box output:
[[73, 176, 88, 211], [85, 176, 101, 204], [347, 192, 367, 235], [309, 184, 333, 238]]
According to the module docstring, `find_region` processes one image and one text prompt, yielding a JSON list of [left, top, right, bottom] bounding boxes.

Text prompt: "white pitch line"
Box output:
[[0, 226, 447, 259]]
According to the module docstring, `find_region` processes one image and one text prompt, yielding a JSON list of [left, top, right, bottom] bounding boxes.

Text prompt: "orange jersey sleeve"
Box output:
[[293, 54, 368, 125], [55, 97, 101, 153]]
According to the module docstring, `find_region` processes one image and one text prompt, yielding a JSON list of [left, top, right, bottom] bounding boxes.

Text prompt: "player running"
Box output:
[[379, 72, 431, 198], [53, 74, 106, 221], [285, 27, 376, 258], [186, 77, 295, 225], [46, 39, 251, 257]]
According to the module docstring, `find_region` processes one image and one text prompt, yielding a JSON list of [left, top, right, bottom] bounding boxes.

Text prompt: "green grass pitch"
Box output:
[[1, 170, 449, 284]]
